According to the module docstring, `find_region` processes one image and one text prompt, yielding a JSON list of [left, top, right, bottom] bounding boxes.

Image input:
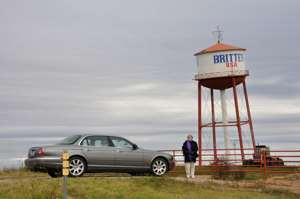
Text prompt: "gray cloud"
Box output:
[[0, 0, 300, 149]]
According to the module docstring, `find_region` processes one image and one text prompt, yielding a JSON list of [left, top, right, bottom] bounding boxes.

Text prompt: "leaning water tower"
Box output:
[[194, 29, 256, 166]]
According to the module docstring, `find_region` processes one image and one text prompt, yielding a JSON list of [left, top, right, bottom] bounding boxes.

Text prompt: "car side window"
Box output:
[[80, 136, 110, 147], [111, 137, 133, 149]]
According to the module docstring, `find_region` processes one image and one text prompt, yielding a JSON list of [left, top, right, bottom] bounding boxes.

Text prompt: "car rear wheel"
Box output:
[[47, 169, 62, 178], [151, 158, 168, 176], [69, 157, 86, 177]]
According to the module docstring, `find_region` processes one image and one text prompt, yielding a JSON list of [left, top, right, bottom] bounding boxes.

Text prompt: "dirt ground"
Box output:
[[172, 174, 300, 196]]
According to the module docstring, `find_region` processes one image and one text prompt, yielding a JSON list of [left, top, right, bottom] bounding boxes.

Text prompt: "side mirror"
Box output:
[[132, 144, 138, 150]]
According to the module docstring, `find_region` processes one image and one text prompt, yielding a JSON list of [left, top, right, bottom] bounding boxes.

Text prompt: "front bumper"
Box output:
[[25, 157, 62, 171]]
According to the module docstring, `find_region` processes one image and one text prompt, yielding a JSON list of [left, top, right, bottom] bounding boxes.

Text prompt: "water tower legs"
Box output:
[[197, 78, 255, 166]]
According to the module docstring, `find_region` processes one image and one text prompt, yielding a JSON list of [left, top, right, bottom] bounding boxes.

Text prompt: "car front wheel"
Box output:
[[151, 158, 168, 176], [69, 157, 86, 177]]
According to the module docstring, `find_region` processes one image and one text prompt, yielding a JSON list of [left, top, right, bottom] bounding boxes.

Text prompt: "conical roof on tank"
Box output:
[[194, 42, 249, 90], [194, 42, 246, 56]]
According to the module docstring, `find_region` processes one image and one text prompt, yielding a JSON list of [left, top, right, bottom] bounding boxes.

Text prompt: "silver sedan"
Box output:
[[25, 134, 175, 177]]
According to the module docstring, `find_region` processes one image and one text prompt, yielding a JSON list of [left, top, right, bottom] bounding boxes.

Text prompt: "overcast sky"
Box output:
[[0, 0, 299, 149]]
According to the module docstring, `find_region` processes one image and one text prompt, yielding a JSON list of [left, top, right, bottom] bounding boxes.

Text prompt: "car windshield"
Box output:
[[57, 135, 82, 145]]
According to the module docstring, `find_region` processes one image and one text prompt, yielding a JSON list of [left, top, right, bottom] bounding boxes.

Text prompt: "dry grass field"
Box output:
[[0, 169, 299, 199]]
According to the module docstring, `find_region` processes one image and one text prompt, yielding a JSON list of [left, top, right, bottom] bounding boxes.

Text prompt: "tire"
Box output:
[[69, 156, 86, 177], [151, 158, 168, 176], [47, 169, 62, 178]]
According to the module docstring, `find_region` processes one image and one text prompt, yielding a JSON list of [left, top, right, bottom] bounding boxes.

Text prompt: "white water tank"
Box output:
[[194, 42, 249, 89]]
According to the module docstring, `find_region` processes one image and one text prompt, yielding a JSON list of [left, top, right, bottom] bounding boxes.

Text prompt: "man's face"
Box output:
[[187, 135, 193, 141]]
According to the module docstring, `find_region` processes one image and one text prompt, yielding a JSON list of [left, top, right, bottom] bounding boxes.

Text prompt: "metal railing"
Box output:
[[160, 148, 300, 177]]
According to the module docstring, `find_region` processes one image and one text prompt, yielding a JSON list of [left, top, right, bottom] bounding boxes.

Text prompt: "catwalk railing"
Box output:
[[159, 148, 300, 177]]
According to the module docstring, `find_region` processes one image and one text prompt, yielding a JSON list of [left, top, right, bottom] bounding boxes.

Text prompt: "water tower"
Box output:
[[194, 29, 256, 165]]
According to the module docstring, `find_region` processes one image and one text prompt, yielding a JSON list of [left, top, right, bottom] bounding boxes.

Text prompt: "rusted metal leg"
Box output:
[[198, 82, 202, 167], [232, 78, 245, 161], [242, 80, 256, 150]]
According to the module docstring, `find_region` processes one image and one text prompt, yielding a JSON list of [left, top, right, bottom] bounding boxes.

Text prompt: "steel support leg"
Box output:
[[232, 78, 245, 161], [198, 82, 202, 166], [242, 80, 256, 150]]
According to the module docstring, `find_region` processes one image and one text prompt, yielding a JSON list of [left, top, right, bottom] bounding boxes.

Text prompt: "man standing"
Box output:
[[182, 134, 198, 178]]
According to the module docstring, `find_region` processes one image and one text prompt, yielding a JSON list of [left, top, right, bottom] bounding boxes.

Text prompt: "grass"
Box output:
[[0, 170, 299, 199], [0, 168, 44, 178]]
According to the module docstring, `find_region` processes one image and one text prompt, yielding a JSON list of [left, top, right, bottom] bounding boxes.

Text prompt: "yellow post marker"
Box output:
[[62, 151, 70, 176], [62, 151, 69, 199], [63, 168, 69, 176], [62, 152, 69, 161], [63, 161, 69, 168]]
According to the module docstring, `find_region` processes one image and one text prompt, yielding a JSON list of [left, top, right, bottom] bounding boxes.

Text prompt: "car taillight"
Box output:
[[37, 148, 45, 156]]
